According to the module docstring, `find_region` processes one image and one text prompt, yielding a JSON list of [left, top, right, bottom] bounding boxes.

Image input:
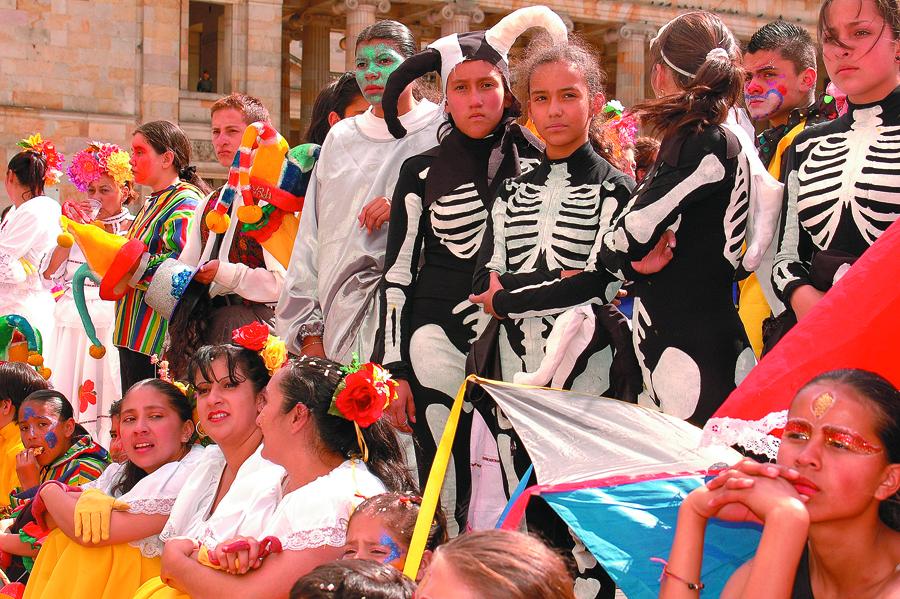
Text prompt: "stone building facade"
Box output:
[[1, 0, 819, 208]]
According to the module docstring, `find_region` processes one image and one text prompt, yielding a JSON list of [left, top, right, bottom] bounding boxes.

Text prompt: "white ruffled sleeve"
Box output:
[[118, 445, 207, 557], [263, 460, 386, 552], [160, 445, 285, 550], [81, 462, 126, 494]]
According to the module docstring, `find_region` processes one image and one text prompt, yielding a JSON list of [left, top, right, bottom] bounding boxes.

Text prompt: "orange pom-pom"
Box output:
[[89, 345, 107, 359], [57, 232, 74, 248], [205, 211, 230, 234], [27, 352, 43, 367], [237, 204, 263, 224], [40, 367, 51, 379]]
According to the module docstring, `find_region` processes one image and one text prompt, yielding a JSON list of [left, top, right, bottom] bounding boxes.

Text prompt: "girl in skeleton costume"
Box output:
[[374, 7, 560, 535], [599, 13, 760, 426], [470, 38, 635, 599], [772, 0, 900, 326]]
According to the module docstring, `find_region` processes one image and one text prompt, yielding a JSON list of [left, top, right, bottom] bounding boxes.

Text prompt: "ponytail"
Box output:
[[134, 120, 212, 195], [633, 12, 744, 140], [278, 358, 416, 494]]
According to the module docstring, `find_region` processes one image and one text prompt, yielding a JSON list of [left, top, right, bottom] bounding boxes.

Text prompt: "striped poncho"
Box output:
[[113, 182, 201, 355]]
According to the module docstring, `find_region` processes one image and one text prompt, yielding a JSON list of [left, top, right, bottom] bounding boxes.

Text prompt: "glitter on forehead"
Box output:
[[812, 391, 835, 419]]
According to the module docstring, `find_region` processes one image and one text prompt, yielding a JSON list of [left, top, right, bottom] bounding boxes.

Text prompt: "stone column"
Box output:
[[300, 16, 332, 130], [613, 24, 656, 109], [341, 0, 391, 71], [432, 2, 484, 37]]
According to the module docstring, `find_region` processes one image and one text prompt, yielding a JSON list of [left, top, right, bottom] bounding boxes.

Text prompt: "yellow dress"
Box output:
[[24, 529, 161, 599], [0, 421, 23, 502], [132, 576, 186, 599]]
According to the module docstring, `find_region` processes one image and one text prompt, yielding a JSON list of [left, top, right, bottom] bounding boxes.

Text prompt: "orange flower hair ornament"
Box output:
[[17, 133, 65, 187], [327, 356, 399, 461], [230, 322, 287, 375]]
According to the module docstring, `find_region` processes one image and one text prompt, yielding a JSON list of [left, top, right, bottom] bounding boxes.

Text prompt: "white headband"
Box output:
[[658, 45, 730, 80]]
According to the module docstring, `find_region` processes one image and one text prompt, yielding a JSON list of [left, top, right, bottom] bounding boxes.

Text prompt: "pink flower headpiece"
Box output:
[[67, 142, 133, 192]]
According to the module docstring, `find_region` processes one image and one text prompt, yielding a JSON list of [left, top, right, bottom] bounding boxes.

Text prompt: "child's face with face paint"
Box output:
[[18, 401, 75, 466], [354, 39, 405, 109], [343, 512, 408, 570]]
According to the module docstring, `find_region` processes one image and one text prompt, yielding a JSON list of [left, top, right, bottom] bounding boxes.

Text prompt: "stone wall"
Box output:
[[0, 0, 282, 209]]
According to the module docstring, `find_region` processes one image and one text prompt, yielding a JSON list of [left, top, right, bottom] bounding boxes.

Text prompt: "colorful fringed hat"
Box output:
[[66, 142, 133, 192], [382, 5, 569, 138], [0, 315, 51, 379], [204, 122, 318, 267]]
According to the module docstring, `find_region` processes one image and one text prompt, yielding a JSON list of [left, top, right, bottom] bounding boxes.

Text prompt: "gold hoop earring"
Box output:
[[195, 421, 207, 439]]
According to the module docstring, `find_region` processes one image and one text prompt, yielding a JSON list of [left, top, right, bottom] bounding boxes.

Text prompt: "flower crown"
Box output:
[[231, 322, 287, 375], [17, 133, 65, 187], [67, 142, 133, 192]]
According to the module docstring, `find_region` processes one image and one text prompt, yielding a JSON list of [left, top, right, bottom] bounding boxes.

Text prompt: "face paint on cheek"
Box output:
[[812, 391, 835, 419], [354, 44, 404, 104], [379, 533, 402, 564], [45, 431, 58, 449], [823, 426, 883, 455]]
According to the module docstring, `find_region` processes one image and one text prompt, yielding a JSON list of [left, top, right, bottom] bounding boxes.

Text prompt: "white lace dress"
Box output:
[[259, 459, 386, 552]]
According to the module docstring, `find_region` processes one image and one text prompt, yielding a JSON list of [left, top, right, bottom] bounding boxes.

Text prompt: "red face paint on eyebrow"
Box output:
[[785, 420, 812, 436], [822, 426, 883, 455]]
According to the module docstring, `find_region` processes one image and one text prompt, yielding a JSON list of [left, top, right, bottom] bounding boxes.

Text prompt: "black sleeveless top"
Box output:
[[791, 546, 814, 599]]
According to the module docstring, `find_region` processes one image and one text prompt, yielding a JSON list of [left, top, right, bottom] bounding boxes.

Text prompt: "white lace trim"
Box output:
[[282, 527, 346, 551], [126, 496, 177, 515], [701, 410, 788, 459], [128, 535, 164, 558]]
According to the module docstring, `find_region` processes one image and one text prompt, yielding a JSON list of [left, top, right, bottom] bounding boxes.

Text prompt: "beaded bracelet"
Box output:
[[651, 557, 705, 592]]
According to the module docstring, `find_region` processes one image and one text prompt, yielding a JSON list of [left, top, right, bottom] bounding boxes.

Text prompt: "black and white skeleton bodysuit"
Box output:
[[473, 141, 634, 393], [773, 86, 900, 305], [472, 141, 635, 599], [600, 124, 756, 426], [375, 123, 542, 534]]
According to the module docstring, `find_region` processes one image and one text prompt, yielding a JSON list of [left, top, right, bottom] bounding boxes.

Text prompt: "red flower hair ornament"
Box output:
[[231, 322, 287, 375], [326, 356, 399, 461]]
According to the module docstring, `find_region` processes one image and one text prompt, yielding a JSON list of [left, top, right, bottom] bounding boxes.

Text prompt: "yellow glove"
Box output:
[[73, 487, 131, 544]]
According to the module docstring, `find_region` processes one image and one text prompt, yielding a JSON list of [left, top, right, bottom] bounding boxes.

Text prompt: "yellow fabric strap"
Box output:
[[403, 375, 472, 579], [403, 375, 560, 579], [354, 422, 369, 463]]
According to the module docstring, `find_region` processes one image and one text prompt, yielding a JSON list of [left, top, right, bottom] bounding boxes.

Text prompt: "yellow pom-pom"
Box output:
[[205, 211, 230, 234], [27, 352, 43, 367], [89, 344, 107, 359], [237, 204, 263, 224], [40, 367, 51, 379], [57, 232, 74, 248]]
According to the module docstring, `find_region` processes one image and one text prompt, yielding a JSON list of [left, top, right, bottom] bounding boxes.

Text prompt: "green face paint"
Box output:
[[354, 42, 405, 106]]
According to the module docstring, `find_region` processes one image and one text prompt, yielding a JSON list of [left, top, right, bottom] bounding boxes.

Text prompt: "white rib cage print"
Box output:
[[723, 151, 750, 268], [430, 183, 486, 259], [504, 162, 602, 272], [794, 105, 900, 249], [428, 156, 540, 260]]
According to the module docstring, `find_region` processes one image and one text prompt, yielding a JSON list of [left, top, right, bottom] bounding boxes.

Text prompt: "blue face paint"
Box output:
[[22, 406, 37, 421], [379, 533, 402, 564], [45, 431, 58, 449]]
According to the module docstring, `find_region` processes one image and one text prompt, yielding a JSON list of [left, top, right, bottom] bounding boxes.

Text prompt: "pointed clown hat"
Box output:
[[0, 315, 50, 379], [204, 122, 318, 267], [382, 5, 569, 138], [57, 216, 147, 301]]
